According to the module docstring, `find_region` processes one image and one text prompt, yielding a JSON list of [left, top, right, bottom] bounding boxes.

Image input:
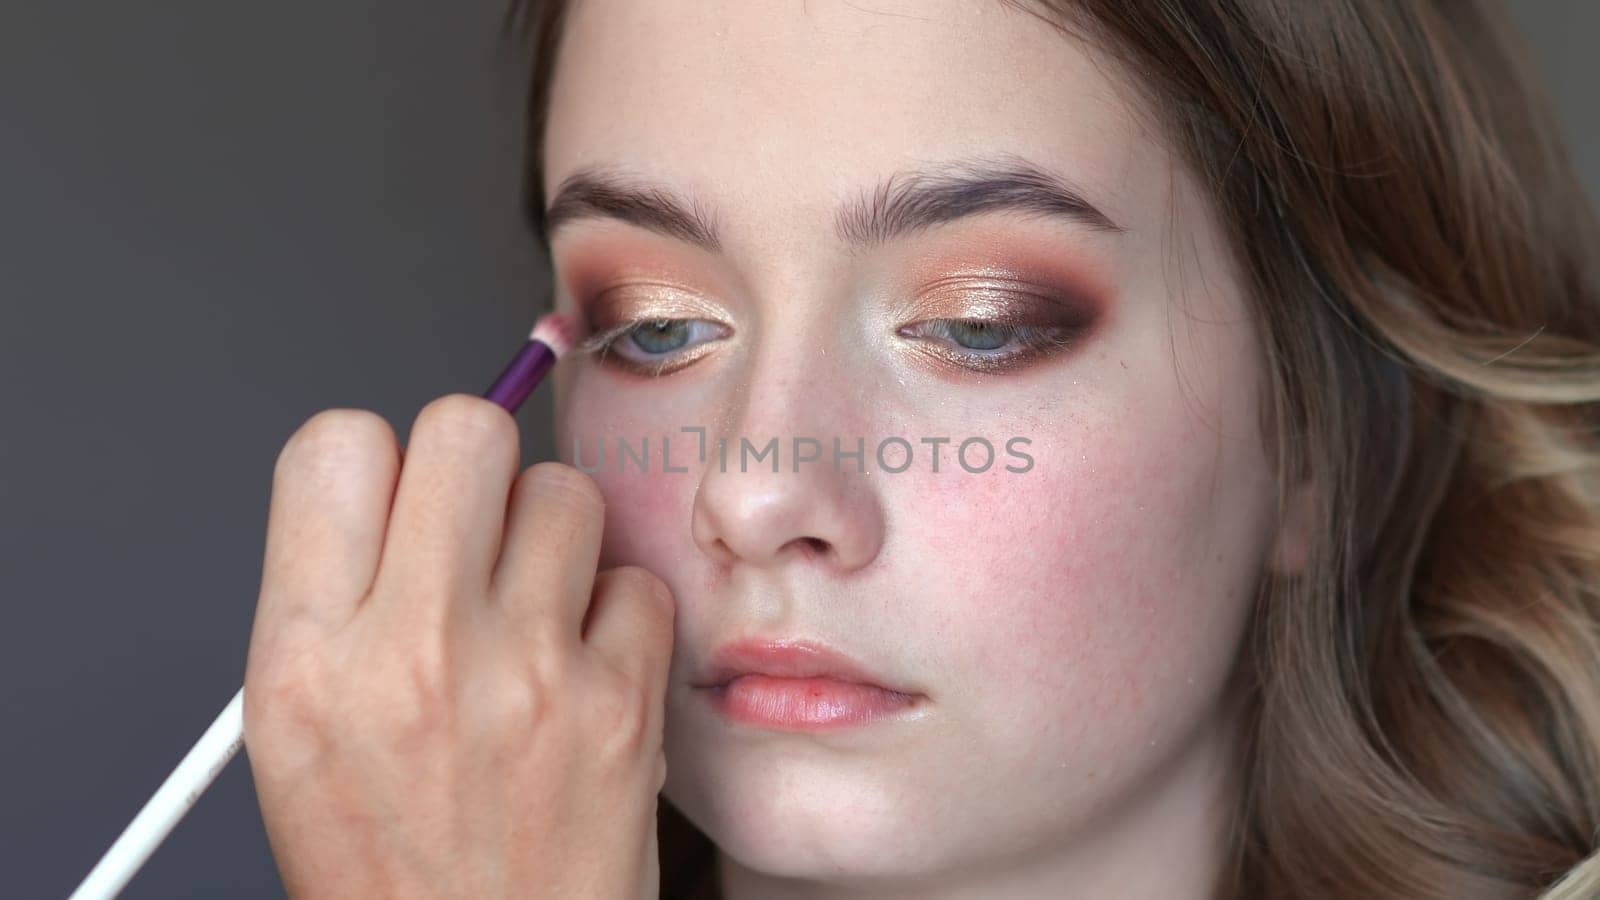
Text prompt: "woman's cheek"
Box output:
[[908, 420, 1257, 762], [555, 397, 699, 576]]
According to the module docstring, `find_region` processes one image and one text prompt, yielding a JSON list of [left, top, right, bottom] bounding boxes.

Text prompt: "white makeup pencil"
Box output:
[[68, 312, 579, 899]]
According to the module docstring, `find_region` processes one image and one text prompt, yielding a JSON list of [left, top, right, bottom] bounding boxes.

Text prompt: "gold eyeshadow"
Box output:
[[896, 267, 1095, 327], [567, 263, 1097, 379], [872, 266, 1094, 376], [571, 280, 733, 375], [579, 279, 727, 329]]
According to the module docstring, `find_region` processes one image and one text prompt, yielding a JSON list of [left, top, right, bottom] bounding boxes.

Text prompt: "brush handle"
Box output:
[[68, 687, 245, 900], [482, 338, 558, 412]]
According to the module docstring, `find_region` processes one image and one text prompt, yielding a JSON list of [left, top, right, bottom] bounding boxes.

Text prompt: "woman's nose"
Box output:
[[689, 377, 886, 574]]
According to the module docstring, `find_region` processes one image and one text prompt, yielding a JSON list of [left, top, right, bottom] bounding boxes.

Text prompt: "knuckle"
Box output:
[[473, 671, 552, 738], [248, 645, 330, 715], [521, 461, 605, 520], [415, 393, 517, 456], [244, 658, 310, 724], [364, 639, 452, 741], [276, 408, 393, 480], [243, 652, 334, 760]]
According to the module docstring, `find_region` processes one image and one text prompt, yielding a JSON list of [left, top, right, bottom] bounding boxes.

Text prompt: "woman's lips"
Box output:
[[702, 676, 920, 730], [691, 637, 924, 731]]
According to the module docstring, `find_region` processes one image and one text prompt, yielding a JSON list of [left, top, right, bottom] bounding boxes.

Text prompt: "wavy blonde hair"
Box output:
[[505, 0, 1600, 895]]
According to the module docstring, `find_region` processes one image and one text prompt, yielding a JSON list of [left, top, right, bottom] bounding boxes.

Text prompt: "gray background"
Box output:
[[1, 2, 1595, 897]]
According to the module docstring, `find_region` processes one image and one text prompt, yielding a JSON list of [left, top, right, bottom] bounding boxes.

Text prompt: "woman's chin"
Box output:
[[663, 759, 940, 880]]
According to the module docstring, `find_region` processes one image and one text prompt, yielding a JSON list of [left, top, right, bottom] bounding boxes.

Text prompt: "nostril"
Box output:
[[799, 537, 830, 556]]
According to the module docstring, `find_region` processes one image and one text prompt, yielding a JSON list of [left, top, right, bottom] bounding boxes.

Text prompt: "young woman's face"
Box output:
[[542, 0, 1291, 891]]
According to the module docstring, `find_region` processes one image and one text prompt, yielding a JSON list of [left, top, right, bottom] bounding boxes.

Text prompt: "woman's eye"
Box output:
[[577, 315, 1076, 378], [628, 319, 693, 354], [941, 320, 1011, 351], [896, 318, 1076, 372], [584, 317, 730, 374]]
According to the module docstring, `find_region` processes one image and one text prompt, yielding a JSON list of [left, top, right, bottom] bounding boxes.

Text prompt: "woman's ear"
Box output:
[[1267, 478, 1315, 576]]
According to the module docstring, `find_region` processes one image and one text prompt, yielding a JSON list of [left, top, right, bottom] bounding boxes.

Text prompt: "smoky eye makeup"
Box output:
[[887, 267, 1099, 375], [568, 279, 735, 377], [558, 240, 1107, 380]]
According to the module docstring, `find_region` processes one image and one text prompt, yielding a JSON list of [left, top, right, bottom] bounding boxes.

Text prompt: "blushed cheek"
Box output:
[[555, 399, 700, 577], [908, 428, 1260, 756]]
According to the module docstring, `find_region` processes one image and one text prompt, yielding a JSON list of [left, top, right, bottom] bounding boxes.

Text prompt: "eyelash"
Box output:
[[575, 319, 731, 377], [896, 319, 1077, 373], [575, 315, 1078, 377]]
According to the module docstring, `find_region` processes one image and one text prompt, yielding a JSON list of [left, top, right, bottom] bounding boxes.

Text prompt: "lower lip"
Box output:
[[699, 675, 920, 730]]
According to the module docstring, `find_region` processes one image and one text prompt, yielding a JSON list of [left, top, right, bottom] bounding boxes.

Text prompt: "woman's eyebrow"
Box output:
[[542, 153, 1125, 254]]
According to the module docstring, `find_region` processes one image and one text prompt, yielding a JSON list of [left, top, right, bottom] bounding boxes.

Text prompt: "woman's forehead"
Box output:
[[540, 0, 1158, 243]]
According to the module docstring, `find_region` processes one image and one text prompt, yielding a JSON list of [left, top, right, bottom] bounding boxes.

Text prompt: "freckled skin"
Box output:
[[542, 1, 1294, 897]]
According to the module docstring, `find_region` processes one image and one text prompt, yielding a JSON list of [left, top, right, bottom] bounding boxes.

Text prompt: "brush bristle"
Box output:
[[529, 311, 578, 358]]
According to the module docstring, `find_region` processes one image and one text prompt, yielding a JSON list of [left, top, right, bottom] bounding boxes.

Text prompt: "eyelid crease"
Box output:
[[908, 272, 1082, 312], [573, 281, 729, 346]]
